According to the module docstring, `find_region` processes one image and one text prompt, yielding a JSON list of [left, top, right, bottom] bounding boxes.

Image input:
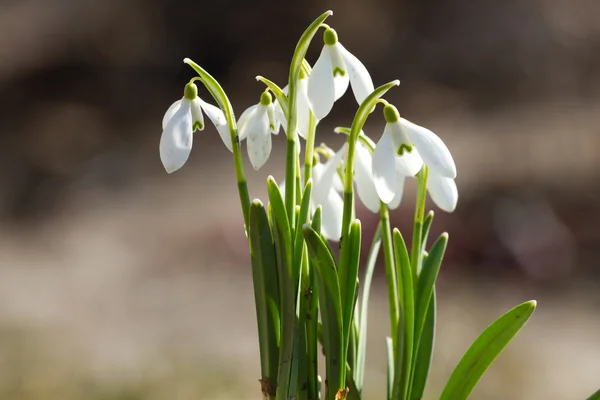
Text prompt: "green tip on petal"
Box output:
[[260, 91, 273, 106], [323, 27, 338, 45], [383, 104, 400, 123], [183, 82, 198, 100], [397, 143, 413, 156]]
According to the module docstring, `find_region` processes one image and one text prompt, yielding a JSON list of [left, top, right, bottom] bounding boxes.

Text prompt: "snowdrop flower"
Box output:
[[311, 147, 345, 241], [307, 27, 374, 120], [272, 71, 312, 139], [311, 139, 384, 239], [372, 104, 458, 212], [238, 91, 279, 170], [160, 82, 229, 173]]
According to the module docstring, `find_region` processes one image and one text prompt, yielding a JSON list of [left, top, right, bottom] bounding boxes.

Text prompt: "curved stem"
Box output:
[[380, 203, 399, 344], [303, 112, 317, 185], [184, 58, 250, 230], [410, 166, 429, 282]]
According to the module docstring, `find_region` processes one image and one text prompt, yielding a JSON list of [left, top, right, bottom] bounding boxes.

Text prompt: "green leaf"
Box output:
[[409, 290, 436, 400], [392, 229, 414, 400], [303, 223, 344, 400], [421, 210, 434, 248], [341, 220, 362, 370], [414, 234, 447, 356], [294, 180, 313, 280], [586, 389, 600, 400], [249, 200, 280, 393], [440, 300, 537, 400], [355, 222, 382, 392], [285, 10, 332, 219], [267, 177, 296, 400]]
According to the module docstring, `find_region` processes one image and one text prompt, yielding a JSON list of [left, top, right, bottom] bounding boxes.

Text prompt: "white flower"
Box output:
[[160, 82, 229, 173], [311, 139, 382, 240], [311, 147, 345, 241], [238, 91, 279, 170], [307, 27, 374, 120], [273, 74, 312, 139], [372, 104, 458, 212]]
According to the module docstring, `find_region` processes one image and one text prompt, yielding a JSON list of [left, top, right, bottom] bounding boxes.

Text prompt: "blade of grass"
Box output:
[[303, 224, 345, 399], [249, 200, 280, 399], [392, 228, 414, 400], [440, 300, 537, 400], [267, 177, 295, 400]]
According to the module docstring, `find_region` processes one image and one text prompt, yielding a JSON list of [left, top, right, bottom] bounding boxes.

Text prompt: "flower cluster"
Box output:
[[159, 30, 458, 237], [157, 11, 539, 400]]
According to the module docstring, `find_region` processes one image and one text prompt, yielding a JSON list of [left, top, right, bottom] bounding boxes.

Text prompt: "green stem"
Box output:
[[410, 167, 428, 282], [184, 59, 251, 230], [285, 10, 333, 223], [380, 203, 399, 344], [304, 112, 317, 185]]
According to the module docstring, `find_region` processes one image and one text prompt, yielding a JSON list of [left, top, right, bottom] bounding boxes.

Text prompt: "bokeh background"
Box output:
[[0, 0, 599, 399]]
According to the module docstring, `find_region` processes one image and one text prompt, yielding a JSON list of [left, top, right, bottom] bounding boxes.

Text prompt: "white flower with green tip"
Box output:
[[372, 104, 458, 212], [238, 91, 279, 170], [160, 82, 229, 173], [273, 72, 312, 139], [307, 27, 374, 120]]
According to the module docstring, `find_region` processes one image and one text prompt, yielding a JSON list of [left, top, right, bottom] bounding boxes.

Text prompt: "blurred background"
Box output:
[[0, 0, 599, 399]]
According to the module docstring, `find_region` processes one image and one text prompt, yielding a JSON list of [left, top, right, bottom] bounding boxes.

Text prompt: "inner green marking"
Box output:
[[397, 143, 413, 156], [333, 67, 346, 77]]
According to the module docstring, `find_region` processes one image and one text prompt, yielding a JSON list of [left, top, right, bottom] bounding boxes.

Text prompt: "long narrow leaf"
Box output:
[[303, 224, 344, 400], [586, 389, 600, 400], [440, 300, 537, 400], [409, 290, 436, 400], [249, 200, 280, 398], [342, 220, 362, 373], [267, 177, 296, 400], [414, 234, 447, 354], [392, 229, 414, 400]]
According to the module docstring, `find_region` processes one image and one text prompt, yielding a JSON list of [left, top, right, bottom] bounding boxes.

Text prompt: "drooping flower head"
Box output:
[[372, 104, 458, 212], [238, 91, 279, 170], [273, 69, 312, 139], [307, 27, 374, 120], [160, 82, 230, 173]]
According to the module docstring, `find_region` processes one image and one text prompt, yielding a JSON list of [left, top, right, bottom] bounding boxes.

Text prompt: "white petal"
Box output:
[[237, 104, 258, 140], [339, 43, 374, 106], [245, 105, 272, 170], [190, 98, 205, 131], [372, 126, 400, 203], [318, 190, 344, 241], [307, 46, 336, 120], [267, 103, 279, 135], [199, 98, 232, 152], [401, 118, 456, 179], [332, 173, 344, 192], [273, 101, 287, 134], [320, 144, 345, 189], [353, 143, 380, 213], [296, 78, 312, 138], [395, 147, 424, 177], [427, 173, 458, 213], [387, 176, 405, 210], [162, 99, 183, 129], [159, 101, 193, 173], [330, 43, 350, 100]]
